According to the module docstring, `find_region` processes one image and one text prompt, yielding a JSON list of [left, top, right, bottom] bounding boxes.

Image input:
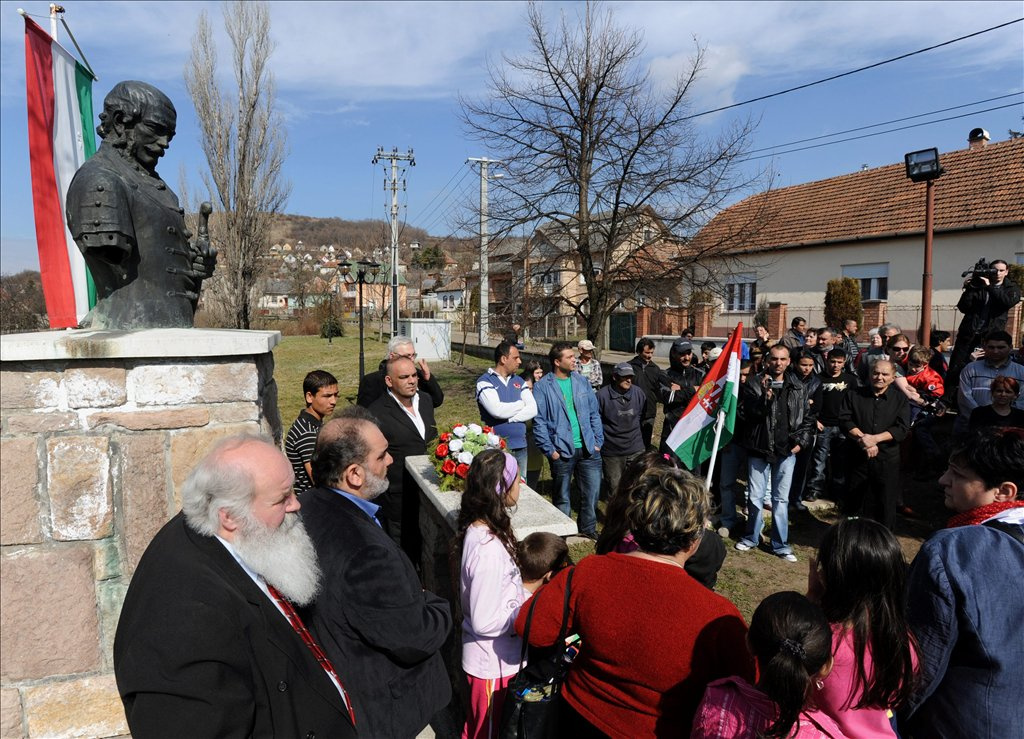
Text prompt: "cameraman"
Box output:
[[945, 259, 1020, 401]]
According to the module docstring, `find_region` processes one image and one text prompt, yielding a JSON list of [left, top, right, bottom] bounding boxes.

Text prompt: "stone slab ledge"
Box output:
[[0, 328, 281, 362], [407, 455, 577, 539]]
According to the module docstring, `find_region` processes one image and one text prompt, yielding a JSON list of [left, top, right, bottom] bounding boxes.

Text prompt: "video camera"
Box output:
[[962, 257, 999, 288]]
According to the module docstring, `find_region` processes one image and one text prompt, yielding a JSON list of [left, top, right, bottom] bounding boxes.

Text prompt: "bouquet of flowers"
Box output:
[[432, 423, 507, 492]]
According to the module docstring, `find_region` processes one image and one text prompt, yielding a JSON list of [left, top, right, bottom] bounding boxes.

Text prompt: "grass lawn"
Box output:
[[273, 333, 948, 622]]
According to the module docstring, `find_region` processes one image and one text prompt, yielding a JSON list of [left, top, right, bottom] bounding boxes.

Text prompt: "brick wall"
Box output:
[[0, 330, 280, 738]]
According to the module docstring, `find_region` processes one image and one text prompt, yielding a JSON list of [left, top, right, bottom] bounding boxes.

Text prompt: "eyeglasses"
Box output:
[[396, 352, 418, 360], [891, 346, 910, 353]]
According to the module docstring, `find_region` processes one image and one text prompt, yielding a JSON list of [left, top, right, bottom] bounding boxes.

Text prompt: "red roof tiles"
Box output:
[[692, 138, 1024, 253]]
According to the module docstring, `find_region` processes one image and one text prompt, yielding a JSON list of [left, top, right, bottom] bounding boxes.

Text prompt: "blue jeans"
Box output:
[[718, 443, 748, 531], [508, 447, 529, 483], [805, 425, 845, 498], [740, 454, 796, 555], [550, 448, 602, 536]]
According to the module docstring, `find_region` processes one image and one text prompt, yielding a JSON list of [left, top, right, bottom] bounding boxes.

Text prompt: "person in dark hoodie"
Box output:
[[787, 349, 822, 510], [595, 362, 647, 498], [734, 345, 813, 563], [658, 339, 704, 457]]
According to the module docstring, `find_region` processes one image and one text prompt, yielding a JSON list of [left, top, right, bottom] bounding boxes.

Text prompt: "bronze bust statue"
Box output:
[[66, 81, 216, 329]]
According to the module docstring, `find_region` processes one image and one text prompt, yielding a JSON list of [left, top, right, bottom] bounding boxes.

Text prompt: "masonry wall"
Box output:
[[0, 329, 280, 738]]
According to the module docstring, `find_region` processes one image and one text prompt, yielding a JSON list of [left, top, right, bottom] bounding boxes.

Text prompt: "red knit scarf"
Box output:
[[946, 500, 1024, 528]]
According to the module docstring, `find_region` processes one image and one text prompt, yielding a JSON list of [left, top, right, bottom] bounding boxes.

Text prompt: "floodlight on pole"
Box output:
[[904, 147, 944, 348]]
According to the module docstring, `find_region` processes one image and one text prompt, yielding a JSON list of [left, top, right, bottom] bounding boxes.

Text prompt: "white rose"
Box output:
[[487, 433, 501, 447], [448, 439, 464, 452], [468, 423, 483, 435], [458, 451, 475, 465], [452, 425, 468, 438]]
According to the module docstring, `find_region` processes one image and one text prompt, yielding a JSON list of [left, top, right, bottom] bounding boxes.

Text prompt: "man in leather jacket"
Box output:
[[734, 345, 813, 562], [658, 340, 703, 457]]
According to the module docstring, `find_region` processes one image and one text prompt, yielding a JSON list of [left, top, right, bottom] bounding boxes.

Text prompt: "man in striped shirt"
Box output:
[[285, 370, 338, 492]]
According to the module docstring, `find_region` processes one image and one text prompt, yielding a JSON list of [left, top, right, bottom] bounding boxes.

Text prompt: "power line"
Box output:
[[747, 92, 1023, 155], [415, 165, 474, 234], [408, 162, 470, 224], [741, 102, 1021, 162], [684, 17, 1024, 120]]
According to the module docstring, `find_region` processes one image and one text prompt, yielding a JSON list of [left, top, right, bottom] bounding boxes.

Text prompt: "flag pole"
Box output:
[[704, 407, 727, 489]]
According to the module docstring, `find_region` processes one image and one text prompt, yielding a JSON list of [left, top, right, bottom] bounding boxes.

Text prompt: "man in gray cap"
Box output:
[[659, 339, 704, 455], [595, 362, 647, 497]]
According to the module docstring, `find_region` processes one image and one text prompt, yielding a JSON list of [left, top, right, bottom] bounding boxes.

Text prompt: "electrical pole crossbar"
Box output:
[[373, 147, 415, 337]]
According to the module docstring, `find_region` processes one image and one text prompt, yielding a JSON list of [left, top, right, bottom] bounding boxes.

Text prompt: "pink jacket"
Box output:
[[459, 524, 527, 679], [692, 677, 849, 738]]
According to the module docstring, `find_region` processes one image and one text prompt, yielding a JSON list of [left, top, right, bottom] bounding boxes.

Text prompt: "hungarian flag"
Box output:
[[24, 16, 96, 329], [665, 323, 743, 470]]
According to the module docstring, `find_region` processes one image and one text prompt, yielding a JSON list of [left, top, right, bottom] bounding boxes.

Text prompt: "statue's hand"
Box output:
[[191, 201, 217, 281]]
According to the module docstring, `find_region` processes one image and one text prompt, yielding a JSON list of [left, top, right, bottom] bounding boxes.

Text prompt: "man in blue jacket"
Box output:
[[534, 342, 604, 538]]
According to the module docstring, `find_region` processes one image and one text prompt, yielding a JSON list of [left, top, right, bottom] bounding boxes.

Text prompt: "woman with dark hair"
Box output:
[[808, 518, 918, 736], [693, 591, 847, 738], [453, 449, 525, 739], [901, 427, 1024, 735], [516, 466, 754, 736], [595, 451, 726, 589], [968, 374, 1024, 429]]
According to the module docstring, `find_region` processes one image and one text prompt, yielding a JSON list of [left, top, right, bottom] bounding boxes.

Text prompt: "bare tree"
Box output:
[[0, 271, 47, 334], [185, 0, 290, 329], [461, 1, 769, 347]]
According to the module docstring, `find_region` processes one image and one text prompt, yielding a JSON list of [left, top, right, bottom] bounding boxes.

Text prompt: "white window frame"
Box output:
[[723, 273, 757, 312], [842, 263, 888, 301]]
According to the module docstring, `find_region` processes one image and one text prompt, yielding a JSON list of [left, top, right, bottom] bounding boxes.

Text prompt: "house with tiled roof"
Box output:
[[692, 133, 1024, 340]]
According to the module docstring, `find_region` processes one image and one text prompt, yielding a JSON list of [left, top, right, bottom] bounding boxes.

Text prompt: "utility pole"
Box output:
[[373, 147, 414, 336], [468, 157, 502, 345]]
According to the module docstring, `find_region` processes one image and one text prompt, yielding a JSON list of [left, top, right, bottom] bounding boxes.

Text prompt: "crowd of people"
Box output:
[[110, 314, 1024, 737]]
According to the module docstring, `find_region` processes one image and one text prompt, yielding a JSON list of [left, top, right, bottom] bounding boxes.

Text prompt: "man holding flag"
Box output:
[[733, 345, 813, 563]]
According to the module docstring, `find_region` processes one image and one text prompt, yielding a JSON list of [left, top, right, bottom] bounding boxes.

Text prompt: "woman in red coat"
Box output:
[[515, 466, 755, 737]]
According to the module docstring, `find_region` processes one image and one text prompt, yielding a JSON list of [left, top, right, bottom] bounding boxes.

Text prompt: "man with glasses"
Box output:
[[357, 337, 444, 408], [596, 363, 646, 498]]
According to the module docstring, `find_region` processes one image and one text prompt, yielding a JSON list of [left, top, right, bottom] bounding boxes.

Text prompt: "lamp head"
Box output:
[[905, 148, 943, 183]]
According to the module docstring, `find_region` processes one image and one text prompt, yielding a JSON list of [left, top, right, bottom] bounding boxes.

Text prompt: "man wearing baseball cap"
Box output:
[[575, 339, 603, 390], [595, 362, 647, 496]]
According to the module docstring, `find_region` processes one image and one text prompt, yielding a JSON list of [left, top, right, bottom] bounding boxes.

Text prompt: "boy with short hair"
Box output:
[[284, 370, 338, 491], [517, 532, 571, 593]]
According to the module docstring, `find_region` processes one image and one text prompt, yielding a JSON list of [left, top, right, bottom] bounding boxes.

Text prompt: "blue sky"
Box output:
[[1, 0, 1021, 272]]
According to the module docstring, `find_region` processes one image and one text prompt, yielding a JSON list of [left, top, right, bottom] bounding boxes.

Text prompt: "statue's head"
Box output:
[[97, 81, 177, 172]]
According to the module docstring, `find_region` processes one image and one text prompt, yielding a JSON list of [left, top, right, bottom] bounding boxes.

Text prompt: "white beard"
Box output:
[[233, 512, 321, 606]]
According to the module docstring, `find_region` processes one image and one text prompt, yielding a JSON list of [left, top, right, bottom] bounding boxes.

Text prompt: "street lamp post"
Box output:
[[339, 257, 381, 379], [905, 148, 944, 348]]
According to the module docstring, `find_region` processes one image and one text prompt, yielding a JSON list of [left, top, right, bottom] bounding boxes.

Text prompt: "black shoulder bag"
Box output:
[[499, 567, 577, 739]]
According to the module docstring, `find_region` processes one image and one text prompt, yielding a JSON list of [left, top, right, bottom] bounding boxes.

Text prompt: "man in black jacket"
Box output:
[[596, 362, 647, 497], [734, 345, 813, 563], [945, 258, 1021, 401], [805, 348, 858, 502], [627, 337, 677, 449], [839, 359, 910, 530], [114, 435, 357, 738], [302, 409, 452, 738], [368, 357, 438, 566], [658, 339, 703, 457], [357, 336, 444, 408]]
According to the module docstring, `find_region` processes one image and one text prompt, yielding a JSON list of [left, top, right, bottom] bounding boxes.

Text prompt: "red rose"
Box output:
[[435, 443, 449, 458], [499, 439, 507, 449], [482, 426, 493, 433], [441, 459, 457, 475], [455, 463, 470, 479], [440, 432, 452, 442]]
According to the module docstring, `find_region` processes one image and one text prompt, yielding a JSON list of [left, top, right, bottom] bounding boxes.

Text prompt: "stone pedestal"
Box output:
[[0, 328, 280, 738]]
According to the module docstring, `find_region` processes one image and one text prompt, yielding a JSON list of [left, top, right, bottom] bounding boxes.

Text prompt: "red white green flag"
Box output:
[[665, 323, 744, 471], [24, 16, 96, 329]]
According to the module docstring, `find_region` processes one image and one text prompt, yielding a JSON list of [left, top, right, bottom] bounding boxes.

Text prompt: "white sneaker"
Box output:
[[778, 552, 798, 563], [734, 540, 755, 552]]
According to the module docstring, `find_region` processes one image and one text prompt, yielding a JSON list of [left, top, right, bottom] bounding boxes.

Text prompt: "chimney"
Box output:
[[968, 127, 990, 150]]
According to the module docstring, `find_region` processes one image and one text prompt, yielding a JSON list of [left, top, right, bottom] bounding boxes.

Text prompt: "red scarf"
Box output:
[[947, 500, 1024, 528]]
